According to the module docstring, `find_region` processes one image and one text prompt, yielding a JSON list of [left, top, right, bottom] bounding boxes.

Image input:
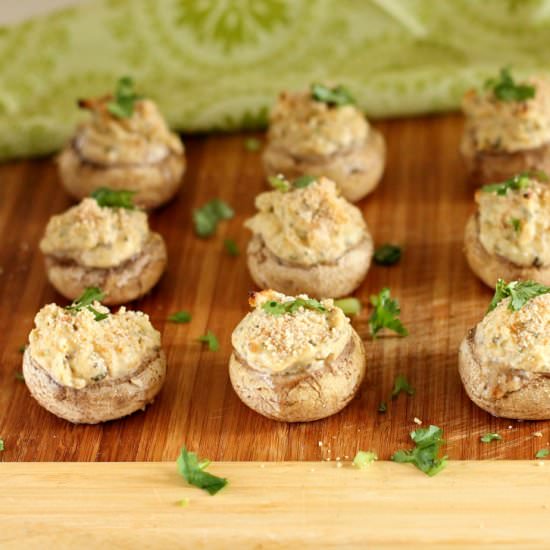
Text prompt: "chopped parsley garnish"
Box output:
[[168, 311, 192, 324], [244, 138, 261, 152], [368, 288, 408, 338], [510, 218, 521, 233], [198, 330, 219, 352], [177, 446, 227, 495], [91, 187, 136, 210], [391, 374, 415, 398], [536, 449, 550, 459], [391, 425, 447, 476], [268, 175, 290, 192], [333, 297, 361, 316], [262, 297, 326, 316], [378, 401, 387, 413], [224, 238, 239, 257], [0, 439, 3, 452], [488, 279, 550, 313], [485, 67, 535, 102], [353, 450, 378, 468], [107, 76, 142, 118], [374, 244, 402, 266], [481, 173, 531, 196], [18, 344, 26, 354], [179, 498, 190, 507], [480, 433, 502, 443], [15, 371, 24, 382], [311, 83, 356, 106], [65, 287, 108, 321], [293, 175, 316, 188], [193, 199, 234, 238]]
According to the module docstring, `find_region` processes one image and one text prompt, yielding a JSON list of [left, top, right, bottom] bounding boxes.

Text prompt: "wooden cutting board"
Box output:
[[0, 113, 548, 463]]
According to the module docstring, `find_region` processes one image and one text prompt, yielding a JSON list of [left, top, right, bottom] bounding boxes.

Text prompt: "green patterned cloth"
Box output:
[[1, 0, 550, 159]]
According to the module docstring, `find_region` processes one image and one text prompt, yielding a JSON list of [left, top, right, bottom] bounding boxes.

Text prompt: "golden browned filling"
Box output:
[[29, 303, 161, 389], [232, 290, 352, 374], [268, 90, 368, 157], [473, 294, 550, 398], [75, 99, 183, 165], [476, 178, 550, 267], [463, 77, 550, 153], [245, 177, 368, 265], [40, 198, 150, 269]]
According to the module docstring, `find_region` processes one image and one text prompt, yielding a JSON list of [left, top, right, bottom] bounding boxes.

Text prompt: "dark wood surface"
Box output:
[[0, 114, 547, 462]]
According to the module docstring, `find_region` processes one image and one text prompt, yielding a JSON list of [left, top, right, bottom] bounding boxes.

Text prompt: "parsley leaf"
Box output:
[[488, 279, 550, 313], [244, 138, 261, 152], [268, 175, 290, 192], [480, 433, 502, 443], [311, 83, 356, 106], [378, 401, 387, 413], [193, 199, 234, 238], [65, 287, 108, 321], [293, 175, 317, 189], [15, 371, 24, 382], [391, 374, 415, 398], [482, 173, 531, 196], [485, 67, 535, 102], [168, 311, 192, 323], [18, 344, 27, 354], [198, 330, 219, 351], [261, 298, 326, 316], [333, 297, 361, 316], [392, 425, 447, 476], [107, 76, 142, 118], [0, 439, 4, 452], [91, 187, 136, 210], [510, 218, 521, 233], [374, 244, 402, 266], [353, 450, 378, 468], [368, 288, 408, 338], [536, 449, 550, 459], [224, 238, 239, 257], [177, 446, 227, 495]]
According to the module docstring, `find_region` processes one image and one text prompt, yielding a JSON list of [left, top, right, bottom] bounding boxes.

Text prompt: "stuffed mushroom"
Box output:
[[39, 191, 167, 305], [461, 68, 550, 183], [245, 175, 373, 298], [58, 77, 185, 209], [464, 173, 550, 287], [459, 280, 550, 420], [262, 84, 385, 202], [229, 290, 366, 422], [23, 289, 166, 424]]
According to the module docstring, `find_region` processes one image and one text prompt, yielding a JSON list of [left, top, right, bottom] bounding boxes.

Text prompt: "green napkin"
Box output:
[[1, 0, 550, 160]]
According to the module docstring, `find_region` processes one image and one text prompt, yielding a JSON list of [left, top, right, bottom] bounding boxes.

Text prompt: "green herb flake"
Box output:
[[178, 498, 190, 507], [198, 330, 219, 352], [18, 345, 27, 354], [193, 199, 234, 238], [482, 173, 531, 196], [244, 138, 261, 152], [333, 297, 361, 316], [485, 67, 535, 102], [268, 175, 291, 192], [107, 76, 142, 118], [224, 238, 239, 257], [391, 374, 415, 398], [311, 83, 356, 106], [368, 288, 408, 338], [168, 311, 192, 324], [65, 287, 108, 321], [293, 175, 317, 189], [480, 433, 502, 443], [353, 450, 378, 469], [374, 244, 402, 266], [510, 218, 522, 233], [177, 446, 227, 495], [391, 425, 447, 476], [488, 279, 550, 313], [536, 449, 550, 459], [15, 371, 24, 382], [261, 298, 326, 317], [378, 401, 387, 413], [91, 187, 136, 210], [0, 439, 3, 452]]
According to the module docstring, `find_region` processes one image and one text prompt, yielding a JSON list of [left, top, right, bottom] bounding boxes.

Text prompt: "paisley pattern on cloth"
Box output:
[[1, 0, 550, 159]]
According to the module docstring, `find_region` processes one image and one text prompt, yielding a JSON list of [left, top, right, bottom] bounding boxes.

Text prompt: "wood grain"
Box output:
[[0, 114, 548, 462], [2, 460, 550, 549]]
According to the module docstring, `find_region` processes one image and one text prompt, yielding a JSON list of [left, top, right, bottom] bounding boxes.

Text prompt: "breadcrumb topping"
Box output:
[[463, 77, 550, 152], [245, 177, 368, 265], [232, 290, 351, 373], [476, 178, 550, 267], [40, 198, 149, 268], [29, 302, 161, 389], [77, 99, 183, 165], [474, 294, 550, 397], [268, 90, 368, 157]]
